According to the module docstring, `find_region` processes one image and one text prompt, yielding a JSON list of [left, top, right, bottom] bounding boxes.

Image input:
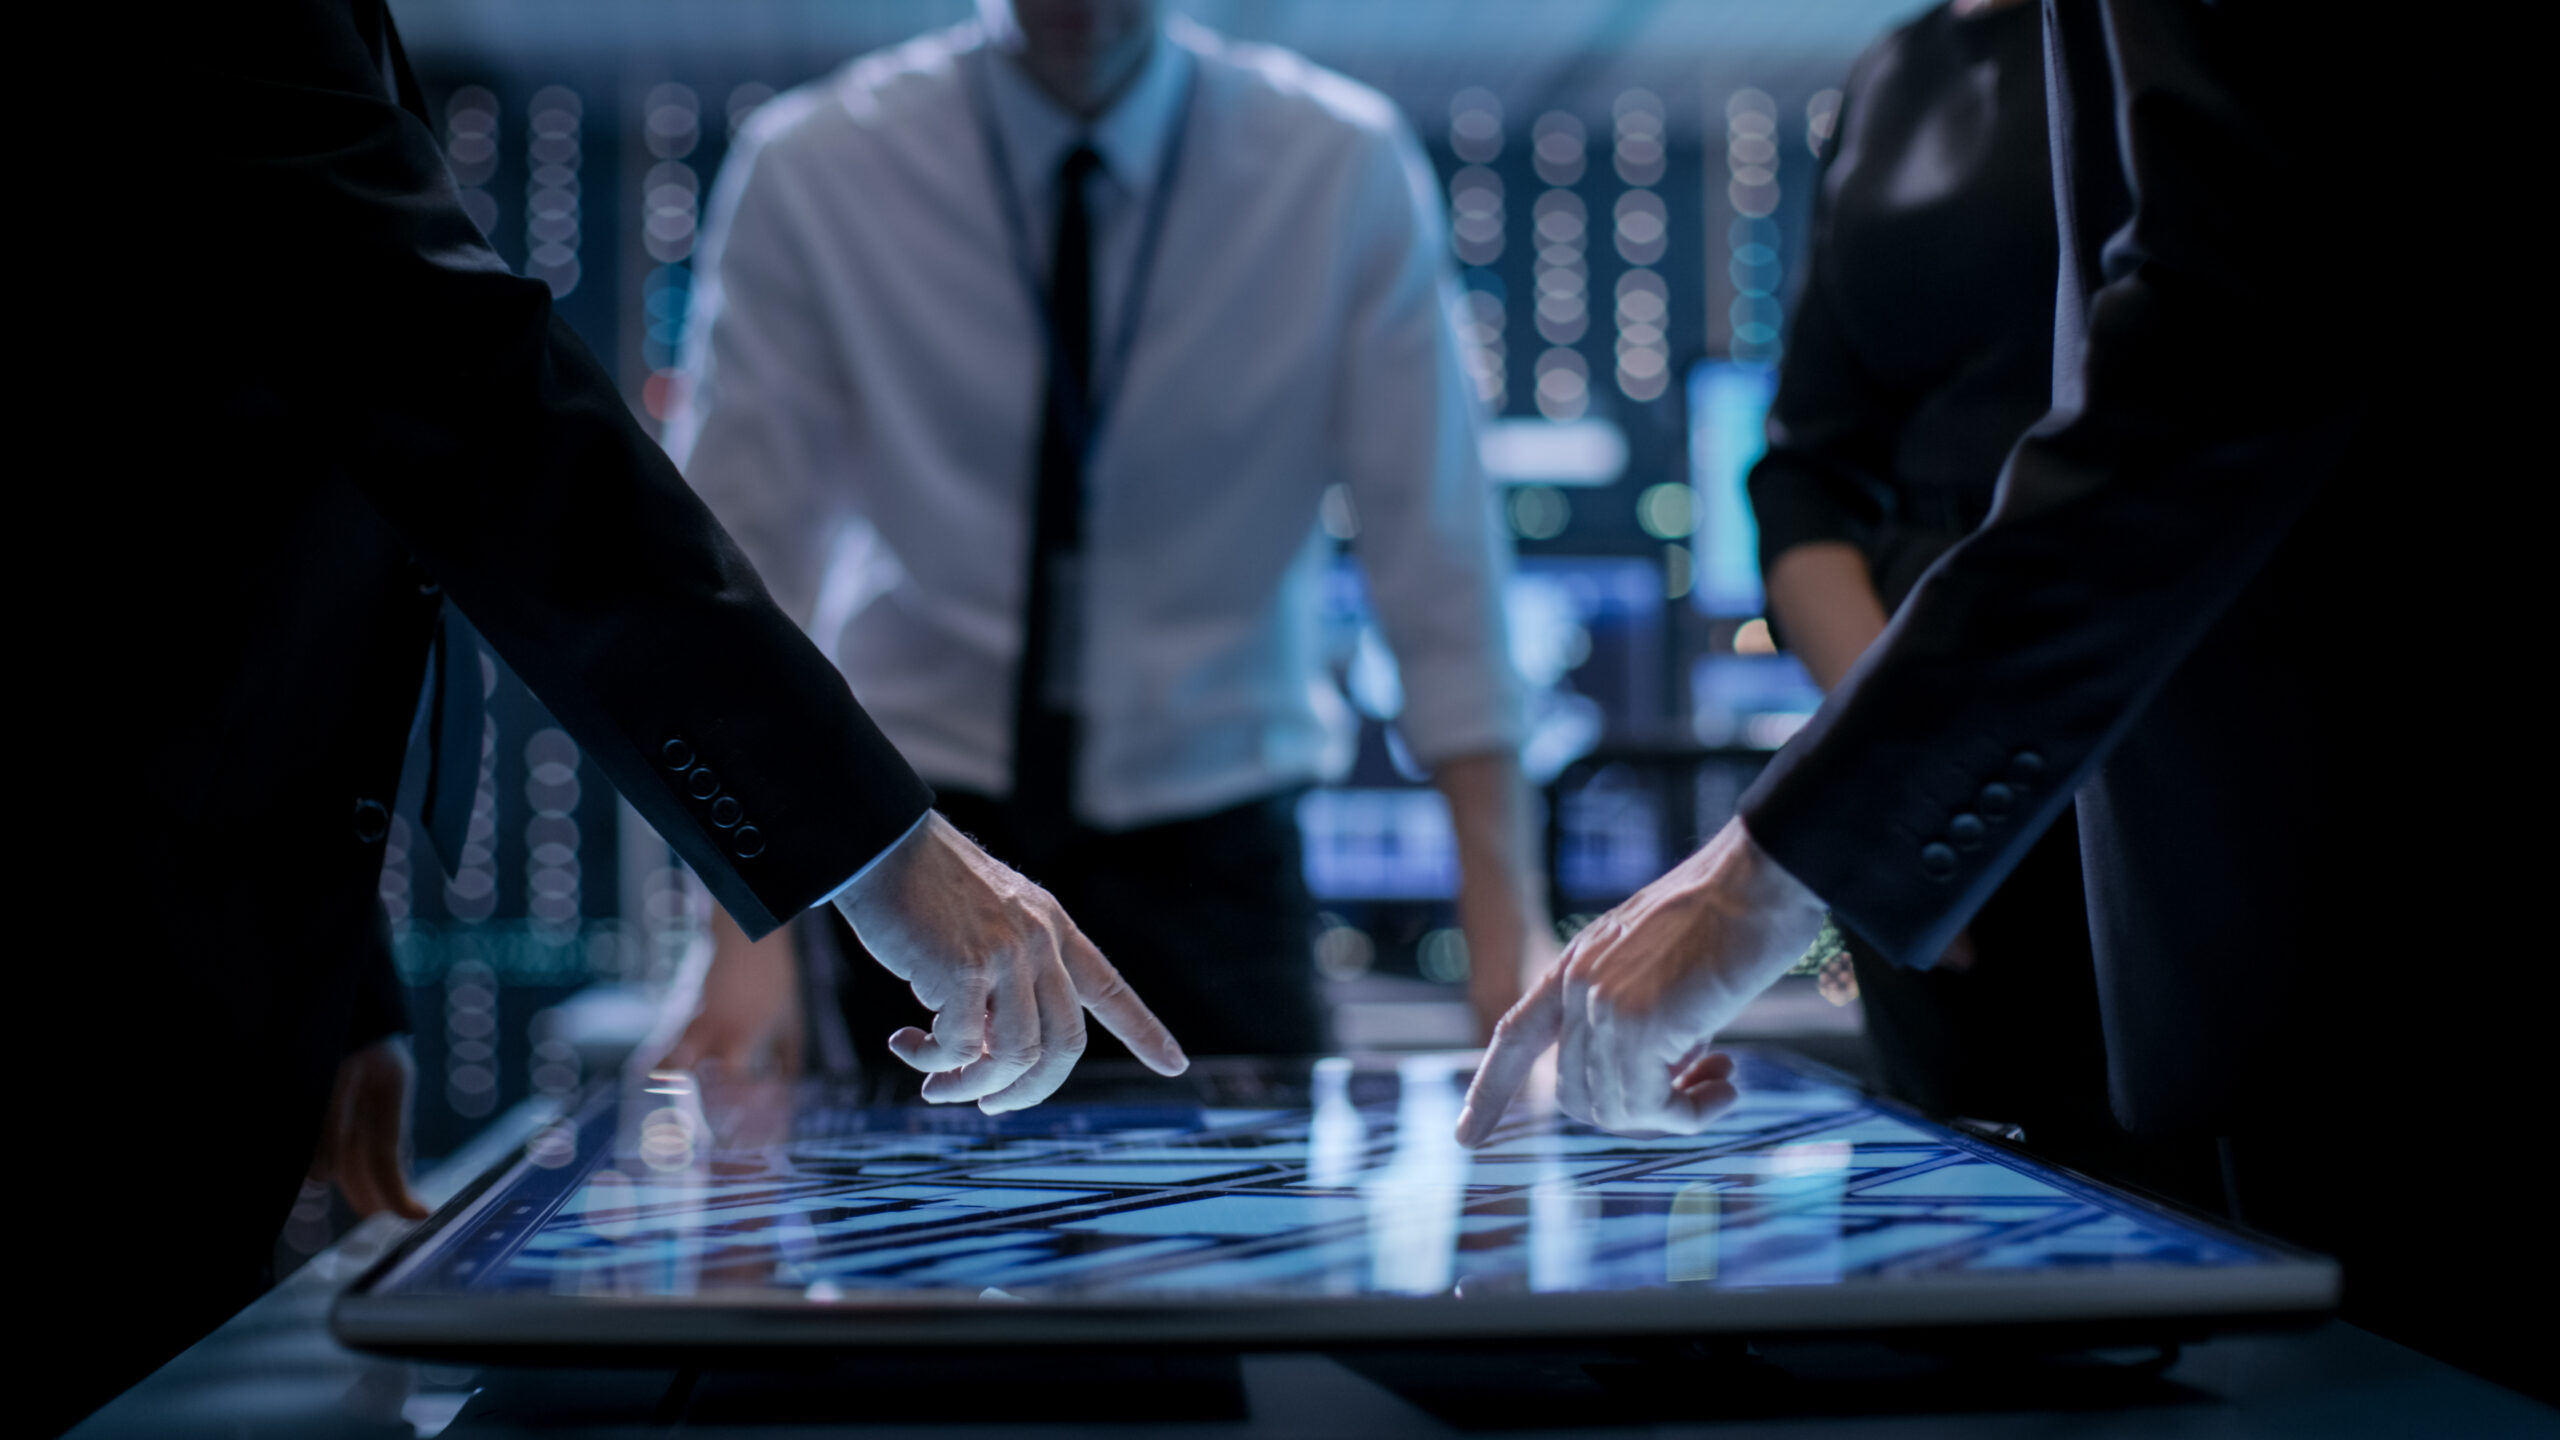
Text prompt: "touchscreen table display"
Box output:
[[337, 1050, 2334, 1354]]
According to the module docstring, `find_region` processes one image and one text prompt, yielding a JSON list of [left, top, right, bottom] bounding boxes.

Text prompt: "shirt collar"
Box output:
[[980, 20, 1189, 211]]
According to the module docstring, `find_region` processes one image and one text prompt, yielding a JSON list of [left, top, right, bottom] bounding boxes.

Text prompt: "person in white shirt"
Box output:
[[663, 0, 1547, 1070]]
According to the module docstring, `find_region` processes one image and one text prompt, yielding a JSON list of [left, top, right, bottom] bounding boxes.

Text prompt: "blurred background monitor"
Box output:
[[1302, 555, 1665, 906], [1687, 358, 1777, 620]]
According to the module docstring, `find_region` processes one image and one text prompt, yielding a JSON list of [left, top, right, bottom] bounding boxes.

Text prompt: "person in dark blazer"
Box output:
[[1746, 0, 2128, 1165], [51, 2, 1183, 1429], [1461, 0, 2536, 1393]]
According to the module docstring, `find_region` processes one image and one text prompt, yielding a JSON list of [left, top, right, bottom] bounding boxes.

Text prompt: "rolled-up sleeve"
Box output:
[[1748, 269, 1901, 572], [1333, 121, 1523, 766], [662, 116, 859, 634]]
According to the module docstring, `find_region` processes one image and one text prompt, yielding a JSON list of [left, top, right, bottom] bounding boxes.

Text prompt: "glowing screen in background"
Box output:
[[1688, 360, 1778, 618], [1305, 556, 1664, 902]]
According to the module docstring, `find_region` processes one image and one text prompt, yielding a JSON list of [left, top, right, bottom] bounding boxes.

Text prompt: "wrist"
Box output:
[[1667, 818, 1828, 1000], [833, 809, 942, 927], [1726, 816, 1826, 922]]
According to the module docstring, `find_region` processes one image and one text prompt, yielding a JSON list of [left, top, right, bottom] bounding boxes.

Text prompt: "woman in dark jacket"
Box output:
[[1749, 0, 2134, 1169]]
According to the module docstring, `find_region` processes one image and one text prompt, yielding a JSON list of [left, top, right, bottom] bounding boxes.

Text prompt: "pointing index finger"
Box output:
[[1061, 927, 1188, 1076], [1456, 967, 1565, 1147]]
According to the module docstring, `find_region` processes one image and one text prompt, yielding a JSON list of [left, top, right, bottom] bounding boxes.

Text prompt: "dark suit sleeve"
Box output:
[[347, 904, 409, 1050], [1738, 0, 2362, 967], [193, 6, 932, 938], [1746, 88, 1900, 584]]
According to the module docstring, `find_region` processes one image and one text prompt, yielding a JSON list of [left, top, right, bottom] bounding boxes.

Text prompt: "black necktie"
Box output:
[[1008, 145, 1103, 868]]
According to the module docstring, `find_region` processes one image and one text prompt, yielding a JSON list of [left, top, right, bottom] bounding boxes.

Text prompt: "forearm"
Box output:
[[664, 901, 808, 1074], [1434, 751, 1543, 914], [711, 900, 798, 967], [1764, 541, 1890, 692], [1433, 751, 1555, 1034]]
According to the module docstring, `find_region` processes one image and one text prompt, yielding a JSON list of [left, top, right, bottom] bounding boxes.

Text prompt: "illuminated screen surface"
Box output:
[[378, 1052, 2269, 1304]]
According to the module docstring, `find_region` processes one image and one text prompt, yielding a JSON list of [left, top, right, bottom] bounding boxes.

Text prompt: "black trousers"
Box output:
[[816, 788, 1327, 1086], [1842, 801, 2211, 1190]]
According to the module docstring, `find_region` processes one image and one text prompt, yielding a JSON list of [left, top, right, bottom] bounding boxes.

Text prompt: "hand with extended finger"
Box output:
[[835, 812, 1187, 1113], [1454, 818, 1825, 1144]]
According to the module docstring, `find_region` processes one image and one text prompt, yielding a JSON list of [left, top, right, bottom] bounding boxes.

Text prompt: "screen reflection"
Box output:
[[381, 1052, 2263, 1304]]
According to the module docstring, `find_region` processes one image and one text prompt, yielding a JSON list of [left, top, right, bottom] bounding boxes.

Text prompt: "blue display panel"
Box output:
[[1691, 653, 1825, 749], [1306, 555, 1664, 902], [1688, 360, 1777, 618], [1553, 763, 1668, 901], [1299, 789, 1458, 902], [382, 1052, 2270, 1305]]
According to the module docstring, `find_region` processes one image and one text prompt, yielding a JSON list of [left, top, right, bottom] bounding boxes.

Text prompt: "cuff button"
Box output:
[[710, 796, 743, 829], [661, 738, 694, 770], [687, 766, 720, 800], [1920, 842, 1957, 880], [1977, 782, 2015, 817], [1948, 813, 1986, 849], [2006, 751, 2045, 786], [733, 825, 765, 859], [352, 798, 390, 844]]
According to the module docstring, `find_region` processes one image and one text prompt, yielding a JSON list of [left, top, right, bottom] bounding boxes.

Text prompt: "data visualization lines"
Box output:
[[446, 1056, 2258, 1305]]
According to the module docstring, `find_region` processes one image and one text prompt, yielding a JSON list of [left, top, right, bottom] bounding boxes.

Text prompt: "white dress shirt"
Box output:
[[667, 18, 1520, 830]]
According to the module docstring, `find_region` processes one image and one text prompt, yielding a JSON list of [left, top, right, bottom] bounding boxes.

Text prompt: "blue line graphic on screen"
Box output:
[[402, 1054, 2260, 1302]]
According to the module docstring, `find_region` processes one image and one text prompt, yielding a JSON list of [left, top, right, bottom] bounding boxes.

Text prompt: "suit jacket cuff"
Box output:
[[814, 808, 935, 910], [1737, 664, 2081, 973]]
